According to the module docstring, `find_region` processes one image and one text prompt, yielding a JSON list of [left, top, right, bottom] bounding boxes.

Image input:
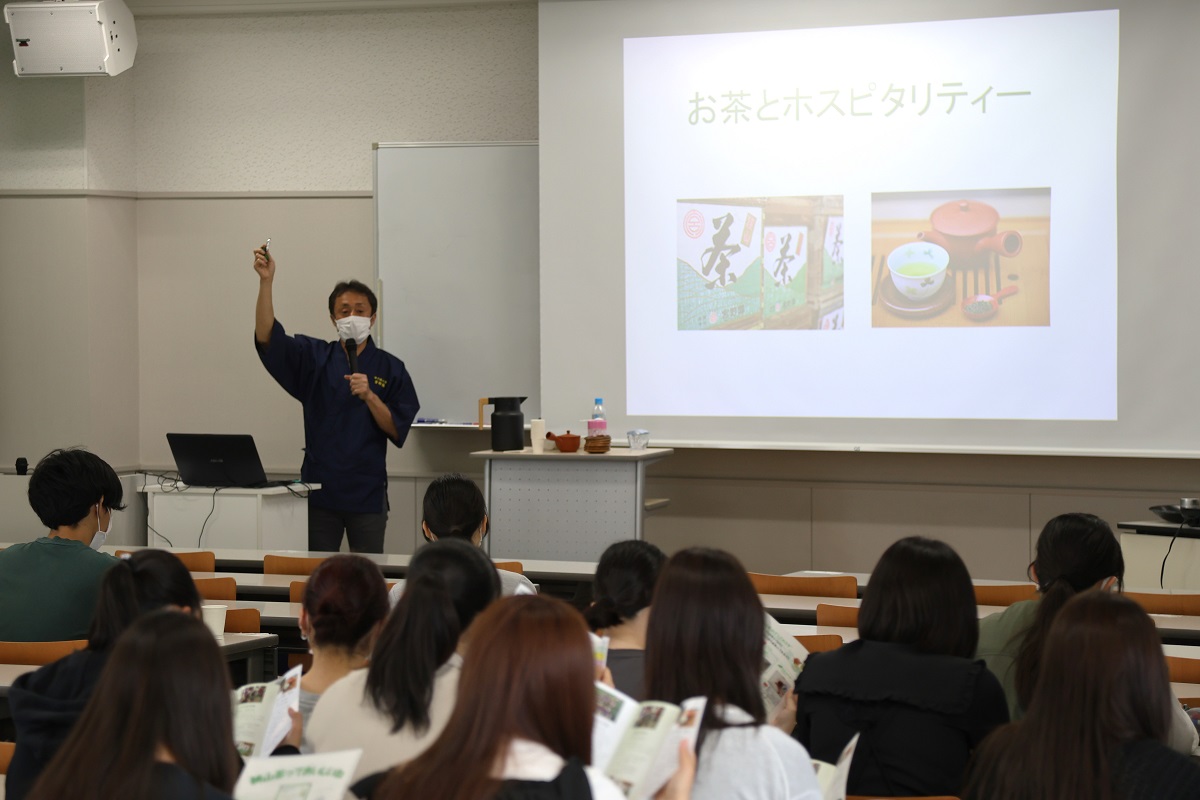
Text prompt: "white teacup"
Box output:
[[201, 604, 227, 639], [887, 242, 950, 300]]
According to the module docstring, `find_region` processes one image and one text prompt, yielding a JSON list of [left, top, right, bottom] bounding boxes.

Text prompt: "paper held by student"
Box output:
[[234, 749, 363, 800], [233, 665, 303, 758], [592, 681, 705, 800], [760, 612, 808, 722], [812, 733, 860, 800]]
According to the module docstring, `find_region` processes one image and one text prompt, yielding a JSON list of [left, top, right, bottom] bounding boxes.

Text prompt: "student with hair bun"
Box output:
[[308, 538, 501, 785], [387, 474, 536, 605], [7, 550, 204, 800], [297, 554, 390, 734], [584, 540, 666, 700]]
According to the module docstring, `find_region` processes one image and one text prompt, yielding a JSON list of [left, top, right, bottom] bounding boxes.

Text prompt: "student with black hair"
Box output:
[[308, 538, 501, 785], [795, 536, 1008, 798], [976, 512, 1199, 754], [387, 474, 536, 604], [26, 611, 241, 800], [965, 591, 1200, 800], [0, 448, 122, 641], [6, 549, 203, 800], [584, 540, 666, 700], [253, 245, 419, 553], [646, 547, 821, 800]]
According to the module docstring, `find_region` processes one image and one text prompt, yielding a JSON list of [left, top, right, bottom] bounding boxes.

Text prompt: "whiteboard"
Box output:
[[374, 142, 540, 425]]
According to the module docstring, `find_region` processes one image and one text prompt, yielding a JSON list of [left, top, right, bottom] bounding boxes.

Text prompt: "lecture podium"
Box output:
[[471, 447, 672, 561], [140, 484, 316, 551]]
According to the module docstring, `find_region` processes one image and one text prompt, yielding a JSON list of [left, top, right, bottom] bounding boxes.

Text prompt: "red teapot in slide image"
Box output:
[[916, 199, 1022, 271]]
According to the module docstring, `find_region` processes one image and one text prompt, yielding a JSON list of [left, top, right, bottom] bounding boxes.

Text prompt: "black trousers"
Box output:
[[308, 504, 387, 553]]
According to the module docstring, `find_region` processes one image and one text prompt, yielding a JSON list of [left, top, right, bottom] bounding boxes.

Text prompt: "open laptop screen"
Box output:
[[166, 433, 272, 488]]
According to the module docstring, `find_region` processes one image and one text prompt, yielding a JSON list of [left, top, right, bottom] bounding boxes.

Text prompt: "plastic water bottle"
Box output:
[[589, 398, 607, 439]]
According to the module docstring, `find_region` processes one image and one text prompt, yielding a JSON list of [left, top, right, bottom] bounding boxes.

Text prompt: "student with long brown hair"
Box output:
[[976, 512, 1199, 754], [964, 591, 1200, 800], [27, 610, 240, 800], [645, 547, 821, 800], [795, 537, 1007, 798], [368, 595, 692, 800]]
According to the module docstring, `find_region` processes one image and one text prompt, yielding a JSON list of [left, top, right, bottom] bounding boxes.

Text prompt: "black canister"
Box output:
[[478, 396, 527, 451]]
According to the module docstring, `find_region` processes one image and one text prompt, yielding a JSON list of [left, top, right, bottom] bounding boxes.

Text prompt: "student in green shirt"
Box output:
[[0, 449, 122, 641]]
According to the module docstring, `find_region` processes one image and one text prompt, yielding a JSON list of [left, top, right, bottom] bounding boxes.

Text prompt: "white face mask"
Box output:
[[90, 505, 111, 551], [335, 315, 372, 344]]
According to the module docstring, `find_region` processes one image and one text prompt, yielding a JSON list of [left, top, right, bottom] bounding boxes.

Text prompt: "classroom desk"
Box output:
[[767, 595, 1200, 643], [102, 546, 598, 585], [1118, 520, 1200, 591], [0, 632, 278, 699], [140, 484, 314, 551]]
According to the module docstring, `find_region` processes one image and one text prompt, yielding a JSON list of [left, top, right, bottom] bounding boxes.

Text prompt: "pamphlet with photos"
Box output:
[[592, 681, 705, 800], [233, 665, 303, 758], [590, 631, 611, 671], [760, 612, 809, 720]]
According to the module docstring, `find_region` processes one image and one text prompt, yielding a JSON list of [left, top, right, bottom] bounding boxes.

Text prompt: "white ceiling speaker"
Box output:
[[4, 0, 137, 77]]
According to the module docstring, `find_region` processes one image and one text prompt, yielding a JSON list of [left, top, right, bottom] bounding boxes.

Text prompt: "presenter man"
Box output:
[[253, 244, 419, 553]]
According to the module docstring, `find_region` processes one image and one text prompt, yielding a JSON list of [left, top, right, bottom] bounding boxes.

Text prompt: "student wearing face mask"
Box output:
[[253, 244, 420, 553], [0, 448, 121, 641]]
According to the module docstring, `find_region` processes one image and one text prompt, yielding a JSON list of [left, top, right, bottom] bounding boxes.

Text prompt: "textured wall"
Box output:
[[132, 4, 538, 191]]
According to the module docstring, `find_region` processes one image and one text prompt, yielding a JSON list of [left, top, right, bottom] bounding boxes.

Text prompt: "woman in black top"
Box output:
[[794, 536, 1008, 797], [27, 611, 240, 800], [964, 590, 1200, 800], [584, 540, 666, 701]]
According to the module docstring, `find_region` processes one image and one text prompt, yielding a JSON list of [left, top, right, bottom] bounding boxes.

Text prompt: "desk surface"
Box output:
[[140, 484, 319, 497], [0, 633, 277, 697], [470, 447, 673, 461], [100, 546, 598, 581]]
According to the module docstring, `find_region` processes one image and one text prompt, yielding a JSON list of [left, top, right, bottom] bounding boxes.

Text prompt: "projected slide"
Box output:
[[625, 11, 1117, 421]]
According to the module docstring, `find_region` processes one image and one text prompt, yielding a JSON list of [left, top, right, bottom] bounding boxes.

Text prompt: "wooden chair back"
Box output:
[[795, 634, 843, 654], [0, 741, 13, 775], [749, 573, 857, 598], [0, 639, 88, 665], [225, 608, 261, 634], [973, 583, 1038, 607], [195, 576, 237, 601], [289, 580, 307, 603], [815, 603, 860, 628], [1166, 655, 1200, 684], [494, 561, 525, 575], [264, 555, 327, 576], [1126, 591, 1200, 616], [115, 549, 216, 572]]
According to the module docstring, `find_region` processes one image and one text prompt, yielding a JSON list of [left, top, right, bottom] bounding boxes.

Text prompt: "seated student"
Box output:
[[976, 512, 1199, 755], [794, 536, 1008, 798], [0, 449, 122, 641], [584, 540, 666, 701], [6, 550, 204, 800], [363, 595, 694, 800], [26, 611, 240, 800], [307, 539, 500, 784], [297, 554, 391, 735], [645, 547, 823, 800], [964, 591, 1200, 800], [387, 474, 536, 604]]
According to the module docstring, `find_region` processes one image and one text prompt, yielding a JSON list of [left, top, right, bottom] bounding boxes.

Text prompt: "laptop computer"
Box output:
[[166, 433, 287, 488]]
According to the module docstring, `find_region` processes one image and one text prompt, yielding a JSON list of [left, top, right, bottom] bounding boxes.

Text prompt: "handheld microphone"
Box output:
[[344, 339, 358, 374]]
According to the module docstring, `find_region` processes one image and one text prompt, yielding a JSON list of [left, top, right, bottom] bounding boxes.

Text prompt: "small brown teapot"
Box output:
[[546, 430, 581, 453]]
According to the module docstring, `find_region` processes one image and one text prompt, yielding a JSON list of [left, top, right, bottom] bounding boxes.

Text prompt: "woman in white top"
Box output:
[[308, 539, 500, 784], [645, 548, 824, 800], [368, 595, 693, 800]]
